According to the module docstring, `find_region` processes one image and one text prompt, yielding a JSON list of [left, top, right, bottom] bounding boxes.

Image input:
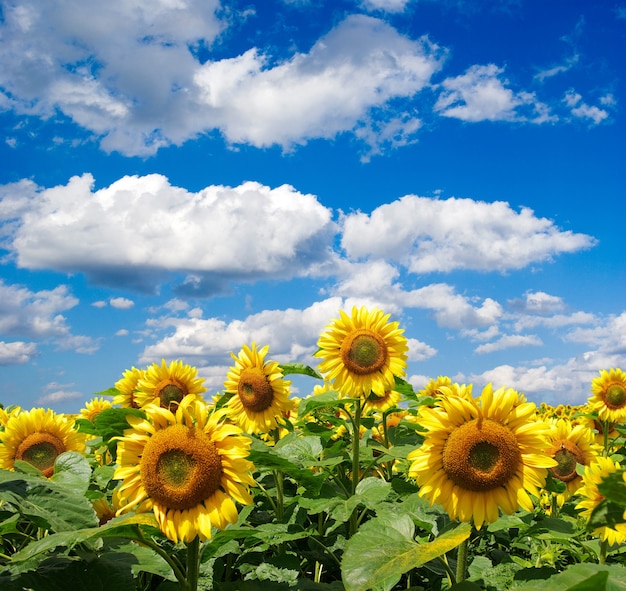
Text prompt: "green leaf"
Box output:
[[299, 391, 354, 417], [0, 469, 98, 532], [274, 433, 323, 464], [514, 563, 626, 591], [50, 451, 92, 495], [598, 469, 626, 507], [93, 407, 145, 441], [279, 363, 323, 379], [342, 514, 471, 591]]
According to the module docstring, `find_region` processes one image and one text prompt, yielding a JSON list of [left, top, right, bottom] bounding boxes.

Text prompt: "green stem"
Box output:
[[275, 469, 285, 521], [550, 493, 559, 518], [436, 555, 456, 587], [599, 539, 608, 565], [456, 537, 469, 583], [136, 529, 187, 586], [185, 536, 200, 591], [602, 420, 611, 457], [349, 400, 363, 537]]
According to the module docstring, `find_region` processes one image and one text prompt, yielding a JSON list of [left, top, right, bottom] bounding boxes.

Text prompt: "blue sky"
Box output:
[[0, 0, 624, 413]]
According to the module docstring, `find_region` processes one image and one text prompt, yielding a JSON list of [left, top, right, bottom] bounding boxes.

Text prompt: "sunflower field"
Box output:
[[1, 306, 626, 591]]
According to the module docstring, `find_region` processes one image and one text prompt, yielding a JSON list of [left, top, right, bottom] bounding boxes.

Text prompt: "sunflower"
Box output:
[[114, 395, 255, 543], [315, 306, 408, 398], [114, 366, 145, 408], [575, 457, 626, 546], [589, 368, 626, 424], [0, 408, 87, 477], [543, 418, 600, 500], [407, 383, 556, 528], [135, 359, 207, 410], [363, 389, 402, 415], [224, 342, 293, 434], [80, 397, 113, 422]]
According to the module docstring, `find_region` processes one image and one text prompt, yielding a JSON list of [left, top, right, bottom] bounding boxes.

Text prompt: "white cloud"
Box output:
[[0, 341, 38, 365], [434, 64, 551, 122], [0, 280, 77, 338], [36, 389, 84, 405], [474, 334, 543, 354], [7, 174, 336, 294], [115, 329, 129, 336], [360, 0, 412, 13], [565, 312, 626, 359], [563, 90, 609, 125], [508, 290, 565, 315], [194, 15, 444, 150], [341, 195, 596, 273], [0, 5, 444, 155], [513, 311, 596, 332], [110, 297, 134, 309]]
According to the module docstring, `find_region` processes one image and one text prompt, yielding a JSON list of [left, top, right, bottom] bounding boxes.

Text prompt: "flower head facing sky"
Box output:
[[224, 342, 293, 434], [408, 383, 556, 528], [0, 408, 86, 477], [315, 306, 408, 398], [114, 395, 255, 543], [589, 368, 626, 424]]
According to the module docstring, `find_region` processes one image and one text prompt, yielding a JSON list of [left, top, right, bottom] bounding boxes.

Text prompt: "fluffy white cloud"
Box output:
[[0, 280, 76, 337], [360, 0, 412, 13], [341, 195, 596, 273], [0, 341, 38, 365], [474, 334, 542, 354], [110, 297, 135, 310], [434, 64, 552, 122], [0, 4, 444, 155], [563, 90, 609, 125], [194, 15, 444, 149], [508, 291, 565, 314], [7, 174, 335, 294]]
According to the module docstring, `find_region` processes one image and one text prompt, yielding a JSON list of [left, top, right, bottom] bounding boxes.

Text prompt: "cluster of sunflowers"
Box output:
[[1, 306, 626, 589]]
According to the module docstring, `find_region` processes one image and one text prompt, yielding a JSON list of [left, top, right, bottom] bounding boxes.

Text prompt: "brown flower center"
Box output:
[[605, 384, 626, 409], [442, 418, 521, 492], [141, 424, 223, 510], [340, 329, 387, 375], [550, 440, 585, 482], [16, 432, 66, 478], [154, 378, 188, 409], [237, 367, 275, 412]]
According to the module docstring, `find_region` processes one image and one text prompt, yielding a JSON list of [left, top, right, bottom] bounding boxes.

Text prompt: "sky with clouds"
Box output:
[[0, 0, 624, 412]]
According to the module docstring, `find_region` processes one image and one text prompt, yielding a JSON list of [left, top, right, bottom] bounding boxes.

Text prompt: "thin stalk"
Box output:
[[184, 536, 200, 591], [349, 401, 363, 536], [274, 468, 285, 521], [550, 493, 559, 518], [600, 539, 608, 565], [136, 529, 186, 586], [602, 420, 611, 457], [456, 537, 469, 583], [436, 555, 456, 587]]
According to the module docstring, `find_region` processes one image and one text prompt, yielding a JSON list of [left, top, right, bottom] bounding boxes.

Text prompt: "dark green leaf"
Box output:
[[50, 451, 92, 495], [280, 363, 323, 379]]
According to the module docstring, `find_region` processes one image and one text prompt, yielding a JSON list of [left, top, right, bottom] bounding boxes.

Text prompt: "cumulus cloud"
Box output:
[[341, 195, 596, 273], [0, 3, 444, 155], [194, 15, 444, 150], [474, 334, 543, 354], [7, 174, 336, 294], [508, 291, 565, 315], [110, 297, 135, 310], [36, 382, 84, 405], [434, 64, 552, 123], [563, 90, 609, 125], [360, 0, 413, 13], [0, 341, 38, 365]]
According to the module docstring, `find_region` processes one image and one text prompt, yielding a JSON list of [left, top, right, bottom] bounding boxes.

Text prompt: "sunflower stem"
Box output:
[[349, 400, 363, 537], [184, 536, 201, 591], [602, 420, 610, 457], [135, 528, 187, 586], [274, 469, 285, 521], [455, 537, 469, 583], [599, 539, 608, 565]]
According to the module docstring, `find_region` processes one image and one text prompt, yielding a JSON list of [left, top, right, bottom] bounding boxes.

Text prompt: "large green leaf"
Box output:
[[50, 451, 92, 495], [279, 363, 323, 379], [0, 469, 98, 532], [342, 513, 471, 591], [514, 563, 626, 591]]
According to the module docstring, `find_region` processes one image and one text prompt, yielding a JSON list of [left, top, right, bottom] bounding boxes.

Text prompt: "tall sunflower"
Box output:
[[543, 418, 600, 500], [114, 366, 145, 408], [80, 397, 113, 422], [135, 359, 207, 410], [224, 343, 293, 434], [315, 306, 408, 398], [114, 394, 255, 543], [407, 383, 556, 528], [575, 457, 626, 546], [0, 408, 87, 477], [589, 368, 626, 424]]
